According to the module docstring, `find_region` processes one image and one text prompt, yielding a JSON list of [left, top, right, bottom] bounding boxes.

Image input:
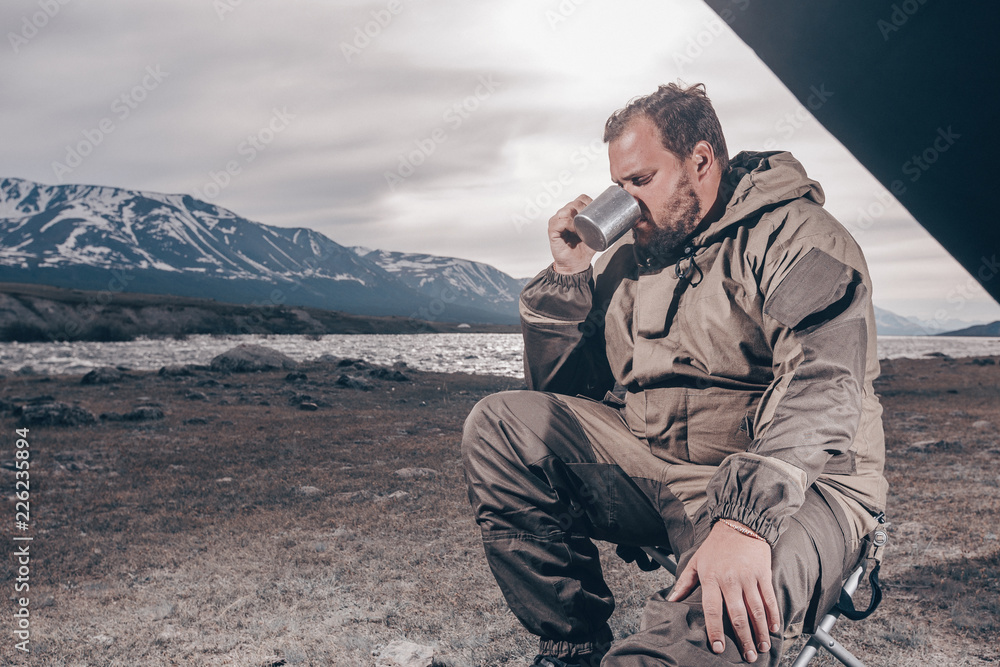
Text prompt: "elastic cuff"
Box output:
[[543, 263, 593, 287], [710, 501, 781, 546], [539, 624, 613, 661]]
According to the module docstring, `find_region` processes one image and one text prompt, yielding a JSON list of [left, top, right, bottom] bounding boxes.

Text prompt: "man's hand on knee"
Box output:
[[667, 520, 780, 663]]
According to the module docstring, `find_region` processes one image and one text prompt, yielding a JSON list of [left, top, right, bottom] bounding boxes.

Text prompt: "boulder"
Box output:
[[336, 374, 372, 391], [369, 367, 410, 382], [123, 407, 165, 421], [159, 365, 196, 376], [17, 402, 97, 426], [81, 366, 123, 384], [209, 344, 297, 373]]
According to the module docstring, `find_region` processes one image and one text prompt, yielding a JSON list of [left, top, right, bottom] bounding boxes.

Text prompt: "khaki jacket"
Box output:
[[519, 151, 888, 545]]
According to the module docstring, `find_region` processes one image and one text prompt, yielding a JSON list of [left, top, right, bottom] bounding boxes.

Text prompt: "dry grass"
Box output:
[[1, 354, 998, 665]]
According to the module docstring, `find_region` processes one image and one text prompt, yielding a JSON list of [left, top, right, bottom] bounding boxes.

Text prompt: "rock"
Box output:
[[17, 402, 97, 426], [297, 485, 322, 496], [159, 364, 196, 376], [395, 468, 438, 479], [299, 402, 319, 411], [123, 407, 164, 421], [336, 374, 372, 391], [185, 391, 209, 401], [375, 640, 434, 667], [216, 477, 233, 483], [209, 344, 297, 373], [382, 490, 411, 501], [285, 372, 308, 382], [908, 439, 963, 453], [81, 366, 123, 385], [184, 417, 210, 425], [369, 367, 410, 382], [313, 354, 341, 364], [287, 393, 313, 405], [970, 358, 997, 366], [973, 420, 994, 430], [337, 358, 371, 370]]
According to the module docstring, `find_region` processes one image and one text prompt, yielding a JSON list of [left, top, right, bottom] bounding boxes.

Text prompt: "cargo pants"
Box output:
[[462, 390, 860, 666]]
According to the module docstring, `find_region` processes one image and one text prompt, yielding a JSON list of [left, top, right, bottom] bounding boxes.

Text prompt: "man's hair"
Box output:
[[603, 82, 729, 173]]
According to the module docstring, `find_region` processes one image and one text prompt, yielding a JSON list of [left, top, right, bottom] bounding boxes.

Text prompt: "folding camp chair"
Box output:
[[635, 523, 886, 667]]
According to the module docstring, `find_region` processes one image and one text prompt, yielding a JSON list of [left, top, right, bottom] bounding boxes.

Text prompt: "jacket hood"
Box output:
[[691, 151, 825, 248]]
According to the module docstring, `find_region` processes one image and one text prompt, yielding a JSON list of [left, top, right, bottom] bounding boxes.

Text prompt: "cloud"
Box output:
[[1, 0, 992, 318]]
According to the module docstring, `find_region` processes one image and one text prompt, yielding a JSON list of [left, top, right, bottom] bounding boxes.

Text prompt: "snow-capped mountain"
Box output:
[[873, 306, 986, 336], [353, 247, 529, 319], [0, 178, 518, 324]]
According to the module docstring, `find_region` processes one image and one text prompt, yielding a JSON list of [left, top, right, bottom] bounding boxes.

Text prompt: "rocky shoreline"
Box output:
[[0, 349, 997, 665], [0, 282, 519, 343]]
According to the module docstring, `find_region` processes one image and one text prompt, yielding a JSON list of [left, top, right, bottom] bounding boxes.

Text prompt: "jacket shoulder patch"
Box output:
[[763, 248, 855, 329]]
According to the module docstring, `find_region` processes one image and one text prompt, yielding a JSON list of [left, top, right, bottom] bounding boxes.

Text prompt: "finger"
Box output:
[[744, 588, 771, 656], [666, 563, 698, 602], [721, 583, 757, 663], [562, 194, 593, 218], [759, 579, 781, 635], [700, 581, 727, 655]]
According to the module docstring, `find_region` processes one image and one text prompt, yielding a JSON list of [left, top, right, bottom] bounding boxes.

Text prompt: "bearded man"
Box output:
[[462, 82, 887, 666]]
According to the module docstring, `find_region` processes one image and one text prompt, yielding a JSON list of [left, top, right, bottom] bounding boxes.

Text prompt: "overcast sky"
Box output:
[[3, 0, 998, 324]]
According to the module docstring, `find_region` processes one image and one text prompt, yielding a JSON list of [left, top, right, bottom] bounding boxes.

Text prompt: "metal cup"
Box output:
[[573, 185, 641, 251]]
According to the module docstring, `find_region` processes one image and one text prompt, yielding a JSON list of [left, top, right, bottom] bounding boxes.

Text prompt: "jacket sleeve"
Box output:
[[519, 264, 614, 398], [703, 242, 872, 545]]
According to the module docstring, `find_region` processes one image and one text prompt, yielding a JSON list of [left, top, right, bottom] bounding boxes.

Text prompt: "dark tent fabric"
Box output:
[[703, 1, 999, 305]]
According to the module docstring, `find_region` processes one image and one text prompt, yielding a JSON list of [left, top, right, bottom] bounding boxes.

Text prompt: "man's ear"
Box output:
[[691, 141, 716, 180]]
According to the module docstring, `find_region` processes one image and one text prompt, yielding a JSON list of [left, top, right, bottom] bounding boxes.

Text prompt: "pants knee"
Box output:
[[461, 391, 531, 478]]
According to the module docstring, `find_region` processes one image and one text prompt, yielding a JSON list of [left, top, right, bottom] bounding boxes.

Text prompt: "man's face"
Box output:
[[609, 115, 702, 259]]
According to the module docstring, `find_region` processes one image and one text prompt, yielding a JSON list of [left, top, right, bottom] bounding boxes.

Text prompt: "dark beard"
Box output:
[[633, 184, 702, 268]]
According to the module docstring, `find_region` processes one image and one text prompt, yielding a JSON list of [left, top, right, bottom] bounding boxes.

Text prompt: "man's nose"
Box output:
[[621, 185, 645, 211]]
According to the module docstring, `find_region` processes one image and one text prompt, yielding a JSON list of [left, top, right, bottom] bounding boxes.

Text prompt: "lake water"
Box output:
[[2, 334, 1000, 378]]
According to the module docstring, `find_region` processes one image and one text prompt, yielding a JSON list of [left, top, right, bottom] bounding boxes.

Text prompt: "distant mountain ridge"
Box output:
[[0, 177, 520, 324], [873, 306, 989, 336], [1, 177, 990, 334], [353, 247, 529, 317]]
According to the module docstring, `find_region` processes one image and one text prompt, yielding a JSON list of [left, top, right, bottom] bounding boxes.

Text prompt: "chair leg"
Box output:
[[640, 546, 677, 575], [790, 565, 868, 667]]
